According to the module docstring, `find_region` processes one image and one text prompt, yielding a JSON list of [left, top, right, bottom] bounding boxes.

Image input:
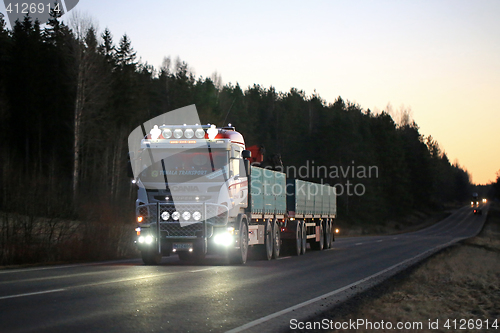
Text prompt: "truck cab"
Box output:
[[471, 192, 482, 215], [131, 124, 250, 264]]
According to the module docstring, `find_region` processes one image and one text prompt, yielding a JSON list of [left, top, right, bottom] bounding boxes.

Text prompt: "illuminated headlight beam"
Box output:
[[213, 233, 234, 246]]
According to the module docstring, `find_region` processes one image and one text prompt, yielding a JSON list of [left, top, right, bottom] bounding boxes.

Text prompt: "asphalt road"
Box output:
[[0, 205, 487, 333]]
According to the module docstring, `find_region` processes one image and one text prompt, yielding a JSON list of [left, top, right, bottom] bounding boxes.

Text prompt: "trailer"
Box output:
[[128, 123, 336, 265]]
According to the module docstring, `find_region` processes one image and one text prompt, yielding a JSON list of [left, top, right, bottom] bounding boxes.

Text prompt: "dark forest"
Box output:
[[0, 14, 474, 264]]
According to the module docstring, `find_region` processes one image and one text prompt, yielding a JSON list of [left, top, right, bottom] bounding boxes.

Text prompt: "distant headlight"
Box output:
[[184, 128, 194, 139], [182, 211, 191, 221], [193, 211, 202, 221], [172, 211, 180, 220]]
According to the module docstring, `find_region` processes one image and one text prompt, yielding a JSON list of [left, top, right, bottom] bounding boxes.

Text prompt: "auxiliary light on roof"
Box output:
[[149, 124, 212, 140]]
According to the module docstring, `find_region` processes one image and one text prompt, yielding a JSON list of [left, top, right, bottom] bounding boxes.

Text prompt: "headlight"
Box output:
[[138, 236, 145, 243], [184, 128, 194, 139], [145, 235, 153, 244], [172, 211, 180, 220], [162, 128, 172, 139], [195, 128, 205, 139], [193, 211, 202, 221], [213, 232, 233, 246], [173, 129, 183, 139], [161, 211, 170, 221], [182, 211, 191, 221]]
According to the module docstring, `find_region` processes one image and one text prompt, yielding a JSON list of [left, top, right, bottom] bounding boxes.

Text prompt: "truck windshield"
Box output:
[[138, 149, 229, 183]]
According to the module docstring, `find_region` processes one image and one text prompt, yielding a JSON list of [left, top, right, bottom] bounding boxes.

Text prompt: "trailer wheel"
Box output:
[[264, 219, 273, 260], [324, 220, 332, 249], [230, 219, 248, 265], [331, 221, 336, 242], [285, 221, 302, 256], [301, 221, 307, 254], [311, 222, 324, 251], [141, 248, 162, 265], [294, 222, 302, 255], [272, 219, 281, 259]]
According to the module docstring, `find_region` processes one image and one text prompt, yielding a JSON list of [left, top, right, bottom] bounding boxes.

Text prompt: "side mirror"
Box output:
[[242, 150, 251, 159]]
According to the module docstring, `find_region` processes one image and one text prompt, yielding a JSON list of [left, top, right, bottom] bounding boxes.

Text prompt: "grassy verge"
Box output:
[[298, 203, 500, 332]]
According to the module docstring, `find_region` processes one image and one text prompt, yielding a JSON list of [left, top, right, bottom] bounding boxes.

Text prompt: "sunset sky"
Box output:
[[2, 0, 499, 184]]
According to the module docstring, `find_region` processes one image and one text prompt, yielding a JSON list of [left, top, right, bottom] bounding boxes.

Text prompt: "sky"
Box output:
[[2, 0, 499, 184]]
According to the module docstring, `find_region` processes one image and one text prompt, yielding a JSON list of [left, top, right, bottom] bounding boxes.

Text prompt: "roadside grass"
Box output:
[[299, 203, 500, 333]]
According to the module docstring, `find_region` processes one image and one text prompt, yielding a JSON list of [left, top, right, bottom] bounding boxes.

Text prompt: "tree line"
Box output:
[[0, 13, 472, 264]]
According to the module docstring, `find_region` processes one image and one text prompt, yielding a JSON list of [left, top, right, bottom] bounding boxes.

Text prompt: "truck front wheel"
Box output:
[[230, 219, 248, 264]]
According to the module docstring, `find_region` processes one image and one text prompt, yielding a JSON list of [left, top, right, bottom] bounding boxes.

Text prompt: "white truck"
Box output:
[[128, 120, 337, 265]]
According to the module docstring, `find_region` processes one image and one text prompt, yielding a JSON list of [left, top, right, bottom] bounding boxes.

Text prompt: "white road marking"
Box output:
[[0, 259, 143, 275], [355, 242, 363, 245], [0, 289, 66, 300], [276, 256, 291, 260], [189, 268, 217, 273], [376, 240, 383, 243]]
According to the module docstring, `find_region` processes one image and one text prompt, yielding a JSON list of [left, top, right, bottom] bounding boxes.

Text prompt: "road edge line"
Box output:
[[225, 237, 465, 333]]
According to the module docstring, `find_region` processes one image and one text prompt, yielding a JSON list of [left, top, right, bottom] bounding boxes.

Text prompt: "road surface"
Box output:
[[0, 205, 487, 333]]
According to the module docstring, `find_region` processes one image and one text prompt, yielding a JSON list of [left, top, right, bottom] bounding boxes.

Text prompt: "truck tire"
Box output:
[[264, 219, 273, 260], [254, 219, 273, 260], [272, 219, 281, 259], [141, 248, 162, 265], [230, 219, 249, 265], [295, 222, 302, 255], [284, 220, 301, 256], [311, 222, 324, 250], [331, 221, 336, 242], [301, 221, 307, 255]]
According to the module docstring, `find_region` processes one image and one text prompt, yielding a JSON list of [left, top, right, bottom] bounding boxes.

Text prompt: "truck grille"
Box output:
[[136, 202, 227, 238]]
